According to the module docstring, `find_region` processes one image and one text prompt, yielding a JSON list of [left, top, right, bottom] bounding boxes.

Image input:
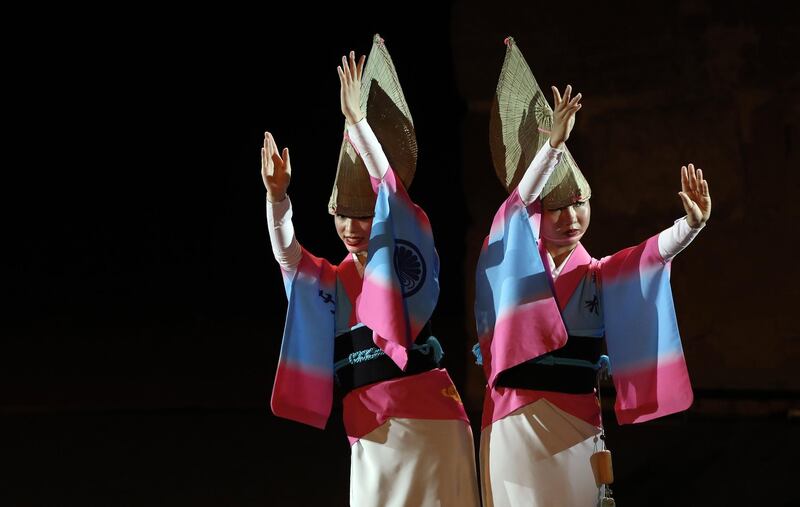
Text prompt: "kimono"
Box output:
[[474, 188, 693, 506], [269, 158, 479, 506]]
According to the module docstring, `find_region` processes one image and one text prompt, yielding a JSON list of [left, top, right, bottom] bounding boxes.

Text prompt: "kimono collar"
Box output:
[[549, 242, 592, 311]]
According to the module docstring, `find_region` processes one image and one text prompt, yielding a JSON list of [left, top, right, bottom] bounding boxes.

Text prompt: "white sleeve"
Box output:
[[517, 142, 564, 205], [346, 118, 390, 179], [657, 217, 705, 262], [266, 195, 302, 271]]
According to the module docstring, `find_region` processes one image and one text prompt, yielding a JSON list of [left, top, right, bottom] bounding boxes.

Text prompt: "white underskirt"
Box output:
[[350, 417, 480, 507], [480, 398, 603, 506]]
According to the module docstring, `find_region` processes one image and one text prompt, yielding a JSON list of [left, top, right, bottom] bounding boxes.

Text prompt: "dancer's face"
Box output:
[[540, 199, 591, 249], [334, 215, 373, 253]]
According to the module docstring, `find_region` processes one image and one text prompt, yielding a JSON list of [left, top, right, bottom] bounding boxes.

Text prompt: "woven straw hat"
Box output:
[[328, 34, 418, 216], [489, 36, 590, 209]]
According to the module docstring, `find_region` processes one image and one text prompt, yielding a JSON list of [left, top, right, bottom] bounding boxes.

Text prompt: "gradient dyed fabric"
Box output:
[[358, 167, 439, 370], [474, 190, 568, 388], [475, 191, 693, 424], [600, 236, 693, 424], [270, 249, 337, 429], [271, 167, 440, 428]]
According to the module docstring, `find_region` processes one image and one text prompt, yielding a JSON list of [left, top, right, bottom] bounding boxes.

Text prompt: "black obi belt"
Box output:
[[333, 322, 441, 394], [495, 335, 604, 394]]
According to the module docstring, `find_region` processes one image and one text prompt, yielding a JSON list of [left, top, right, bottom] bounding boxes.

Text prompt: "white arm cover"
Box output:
[[658, 217, 705, 262], [266, 195, 302, 271], [346, 118, 390, 179], [518, 142, 564, 205]]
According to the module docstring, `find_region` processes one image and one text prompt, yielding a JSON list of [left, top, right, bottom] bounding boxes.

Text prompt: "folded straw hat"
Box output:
[[329, 34, 418, 216], [489, 36, 590, 209]]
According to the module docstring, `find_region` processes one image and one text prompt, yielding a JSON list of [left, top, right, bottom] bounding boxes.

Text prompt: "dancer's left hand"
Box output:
[[678, 163, 711, 228]]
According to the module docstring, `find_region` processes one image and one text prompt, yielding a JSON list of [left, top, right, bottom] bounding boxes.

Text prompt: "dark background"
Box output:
[[4, 1, 799, 505]]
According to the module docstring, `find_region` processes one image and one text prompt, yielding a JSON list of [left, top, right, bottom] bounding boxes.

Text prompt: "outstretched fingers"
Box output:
[[696, 168, 709, 196], [552, 85, 563, 108], [268, 134, 282, 169], [339, 51, 365, 86], [688, 163, 698, 192], [681, 165, 689, 194], [552, 85, 582, 113], [348, 51, 358, 79], [282, 147, 291, 177], [262, 132, 277, 180], [261, 135, 267, 169], [337, 65, 346, 85], [679, 163, 711, 224], [265, 133, 277, 168], [357, 54, 365, 80]]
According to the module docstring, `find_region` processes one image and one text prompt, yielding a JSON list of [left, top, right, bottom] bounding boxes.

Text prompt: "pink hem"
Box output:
[[343, 369, 470, 445], [482, 386, 601, 430]]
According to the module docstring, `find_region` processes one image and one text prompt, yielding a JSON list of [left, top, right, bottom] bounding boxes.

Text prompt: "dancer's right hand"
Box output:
[[338, 50, 366, 125], [262, 131, 291, 202], [549, 84, 582, 149]]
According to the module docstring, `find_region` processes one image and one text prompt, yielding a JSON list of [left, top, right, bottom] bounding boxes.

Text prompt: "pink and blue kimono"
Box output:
[[475, 188, 693, 429], [270, 167, 469, 442]]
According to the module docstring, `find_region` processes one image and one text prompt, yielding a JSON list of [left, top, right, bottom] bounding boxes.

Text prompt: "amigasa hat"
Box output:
[[329, 34, 418, 216], [489, 36, 590, 209]]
